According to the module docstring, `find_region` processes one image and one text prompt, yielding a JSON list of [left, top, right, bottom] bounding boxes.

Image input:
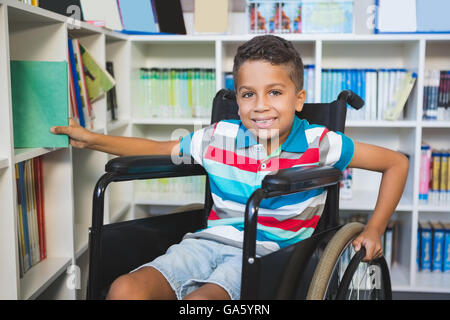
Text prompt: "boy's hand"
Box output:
[[50, 117, 95, 149], [352, 226, 383, 262]]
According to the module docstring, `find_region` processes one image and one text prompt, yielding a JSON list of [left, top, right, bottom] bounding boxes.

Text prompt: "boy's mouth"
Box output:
[[252, 117, 277, 129]]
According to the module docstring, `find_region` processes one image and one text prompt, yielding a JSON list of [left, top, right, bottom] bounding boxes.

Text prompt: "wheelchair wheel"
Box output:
[[306, 222, 392, 300]]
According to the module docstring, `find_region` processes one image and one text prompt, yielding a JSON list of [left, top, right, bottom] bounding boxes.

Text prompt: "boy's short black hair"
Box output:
[[233, 35, 304, 92]]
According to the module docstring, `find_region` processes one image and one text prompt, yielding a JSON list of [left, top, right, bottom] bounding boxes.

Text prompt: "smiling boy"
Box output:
[[51, 35, 409, 300]]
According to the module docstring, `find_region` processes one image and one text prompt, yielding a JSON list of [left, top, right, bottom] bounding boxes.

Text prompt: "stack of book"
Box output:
[[223, 64, 316, 103], [322, 68, 417, 121], [68, 38, 116, 130], [417, 221, 450, 273], [138, 68, 216, 119], [15, 157, 46, 278], [419, 144, 450, 206], [423, 70, 450, 121]]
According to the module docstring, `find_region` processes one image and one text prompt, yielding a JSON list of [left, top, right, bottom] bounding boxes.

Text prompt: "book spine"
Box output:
[[420, 223, 432, 272], [68, 39, 86, 128], [444, 225, 450, 273], [432, 225, 445, 272], [419, 145, 431, 204]]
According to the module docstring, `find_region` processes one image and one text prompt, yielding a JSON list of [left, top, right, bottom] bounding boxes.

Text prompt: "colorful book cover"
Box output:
[[10, 61, 69, 148], [79, 43, 115, 103]]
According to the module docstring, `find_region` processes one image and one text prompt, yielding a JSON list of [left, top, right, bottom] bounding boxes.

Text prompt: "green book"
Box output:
[[11, 60, 69, 148]]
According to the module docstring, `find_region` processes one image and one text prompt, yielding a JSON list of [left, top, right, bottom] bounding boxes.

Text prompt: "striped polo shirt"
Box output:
[[179, 116, 354, 256]]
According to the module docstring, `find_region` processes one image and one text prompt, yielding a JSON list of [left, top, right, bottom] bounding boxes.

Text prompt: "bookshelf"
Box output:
[[0, 0, 449, 299]]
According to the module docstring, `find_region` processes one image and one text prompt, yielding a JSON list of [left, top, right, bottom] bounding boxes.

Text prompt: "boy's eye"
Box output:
[[242, 92, 254, 98], [270, 90, 281, 96]]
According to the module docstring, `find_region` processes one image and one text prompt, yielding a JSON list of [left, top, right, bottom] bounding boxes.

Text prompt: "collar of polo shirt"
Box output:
[[235, 117, 309, 153]]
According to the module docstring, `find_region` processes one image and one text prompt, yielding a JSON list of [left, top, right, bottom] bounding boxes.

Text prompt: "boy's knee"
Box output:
[[107, 274, 145, 300]]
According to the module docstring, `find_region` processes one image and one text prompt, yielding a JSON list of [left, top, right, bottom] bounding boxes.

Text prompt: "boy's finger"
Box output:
[[50, 126, 69, 135]]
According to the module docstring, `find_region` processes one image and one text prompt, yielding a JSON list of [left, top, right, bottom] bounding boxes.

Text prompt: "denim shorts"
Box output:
[[133, 238, 243, 300]]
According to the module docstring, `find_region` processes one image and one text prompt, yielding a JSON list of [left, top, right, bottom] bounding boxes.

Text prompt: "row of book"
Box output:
[[135, 176, 206, 198], [15, 157, 46, 278], [417, 221, 450, 273], [423, 70, 450, 121], [224, 65, 316, 104], [339, 214, 397, 270], [17, 0, 38, 6], [419, 145, 450, 206], [247, 0, 353, 34], [322, 68, 417, 121], [137, 68, 216, 119], [68, 38, 116, 130]]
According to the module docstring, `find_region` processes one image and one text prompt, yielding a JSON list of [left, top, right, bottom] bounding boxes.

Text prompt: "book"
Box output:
[[39, 0, 84, 20], [68, 39, 86, 128], [79, 43, 115, 103], [10, 60, 69, 148], [153, 0, 186, 35], [72, 39, 94, 130], [384, 71, 416, 121], [419, 221, 433, 271], [33, 157, 46, 260], [106, 62, 118, 121], [194, 0, 228, 34], [18, 162, 32, 272], [80, 0, 123, 31], [431, 222, 445, 272], [376, 0, 416, 33], [117, 0, 159, 33], [443, 223, 450, 273]]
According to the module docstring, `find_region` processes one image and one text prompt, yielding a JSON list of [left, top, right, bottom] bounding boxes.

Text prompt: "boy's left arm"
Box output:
[[348, 141, 409, 261]]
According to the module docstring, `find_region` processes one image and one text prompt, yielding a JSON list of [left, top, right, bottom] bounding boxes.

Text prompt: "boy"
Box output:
[[51, 35, 409, 300]]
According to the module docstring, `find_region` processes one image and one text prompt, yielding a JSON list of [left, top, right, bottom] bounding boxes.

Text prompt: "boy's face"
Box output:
[[236, 60, 306, 151]]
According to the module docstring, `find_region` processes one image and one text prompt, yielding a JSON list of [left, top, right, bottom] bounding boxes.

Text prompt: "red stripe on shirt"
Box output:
[[204, 146, 261, 172], [257, 215, 321, 232], [262, 148, 319, 171]]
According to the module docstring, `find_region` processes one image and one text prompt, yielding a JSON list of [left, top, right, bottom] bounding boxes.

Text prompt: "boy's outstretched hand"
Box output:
[[50, 117, 94, 149]]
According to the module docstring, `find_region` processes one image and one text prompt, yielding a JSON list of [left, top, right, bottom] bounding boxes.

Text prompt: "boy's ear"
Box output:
[[295, 89, 306, 112]]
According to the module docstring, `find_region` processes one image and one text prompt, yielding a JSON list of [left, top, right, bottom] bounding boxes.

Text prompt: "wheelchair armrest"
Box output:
[[261, 165, 342, 197], [105, 155, 206, 177]]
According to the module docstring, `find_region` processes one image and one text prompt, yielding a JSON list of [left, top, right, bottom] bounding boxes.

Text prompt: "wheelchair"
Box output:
[[86, 89, 392, 300]]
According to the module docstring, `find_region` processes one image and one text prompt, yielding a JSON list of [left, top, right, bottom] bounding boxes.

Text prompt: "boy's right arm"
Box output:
[[50, 118, 180, 157]]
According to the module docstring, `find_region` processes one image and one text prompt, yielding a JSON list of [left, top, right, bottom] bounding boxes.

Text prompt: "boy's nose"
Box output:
[[254, 96, 271, 112]]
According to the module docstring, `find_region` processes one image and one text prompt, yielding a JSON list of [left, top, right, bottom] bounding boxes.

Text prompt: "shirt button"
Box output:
[[261, 163, 267, 170]]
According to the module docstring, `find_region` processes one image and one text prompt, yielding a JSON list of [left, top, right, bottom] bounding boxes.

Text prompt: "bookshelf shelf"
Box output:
[[14, 148, 62, 164], [421, 121, 450, 128], [418, 206, 450, 213], [414, 272, 450, 294], [19, 256, 72, 300], [0, 0, 449, 299]]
